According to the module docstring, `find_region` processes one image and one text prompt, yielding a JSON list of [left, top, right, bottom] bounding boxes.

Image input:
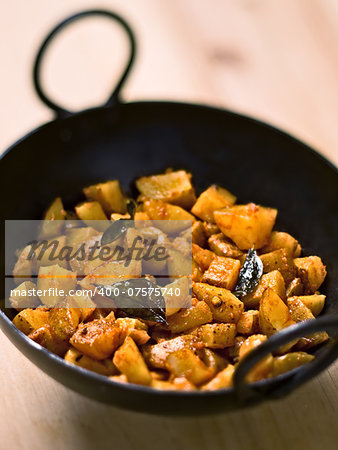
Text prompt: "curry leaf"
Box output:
[[100, 220, 131, 245], [96, 278, 167, 324], [233, 248, 263, 298], [126, 199, 137, 219]]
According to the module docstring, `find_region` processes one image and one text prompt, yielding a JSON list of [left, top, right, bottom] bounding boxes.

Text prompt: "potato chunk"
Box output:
[[75, 201, 109, 231], [259, 288, 295, 336], [13, 309, 49, 335], [143, 199, 195, 233], [271, 352, 314, 377], [113, 336, 152, 385], [136, 170, 196, 209], [201, 364, 234, 390], [40, 197, 66, 238], [191, 185, 236, 222], [261, 231, 300, 256], [242, 270, 286, 308], [208, 233, 243, 259], [191, 221, 207, 246], [83, 180, 126, 215], [289, 294, 326, 317], [260, 248, 297, 285], [192, 244, 215, 270], [37, 265, 77, 307], [201, 256, 240, 290], [166, 349, 214, 386], [115, 317, 150, 345], [294, 256, 327, 293], [193, 323, 236, 349], [9, 281, 39, 310], [193, 283, 244, 323], [237, 310, 260, 335], [239, 334, 274, 382], [168, 301, 212, 333], [13, 244, 36, 284], [48, 306, 81, 353], [70, 319, 121, 360], [65, 347, 117, 376], [214, 203, 277, 250]]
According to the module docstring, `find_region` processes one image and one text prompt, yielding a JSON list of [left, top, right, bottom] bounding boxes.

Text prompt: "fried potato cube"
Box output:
[[13, 309, 49, 335], [208, 233, 243, 259], [237, 310, 260, 335], [28, 325, 68, 356], [66, 291, 96, 321], [163, 277, 191, 317], [13, 244, 36, 284], [142, 335, 201, 369], [39, 197, 66, 239], [191, 221, 207, 247], [34, 235, 68, 269], [48, 306, 81, 352], [260, 248, 297, 285], [239, 334, 274, 382], [201, 256, 240, 290], [286, 297, 329, 349], [65, 347, 117, 376], [199, 348, 229, 372], [167, 248, 192, 277], [271, 352, 314, 377], [194, 323, 236, 349], [9, 281, 40, 310], [143, 199, 195, 233], [191, 185, 236, 222], [136, 170, 196, 209], [151, 378, 196, 391], [214, 203, 277, 250], [168, 301, 212, 333], [75, 201, 109, 231], [70, 319, 121, 360], [37, 264, 77, 307], [66, 226, 100, 247], [289, 294, 326, 317], [261, 231, 300, 256], [83, 180, 126, 215], [203, 222, 220, 237], [193, 283, 244, 323], [225, 336, 246, 362], [242, 270, 286, 308], [192, 244, 215, 271], [113, 336, 152, 385], [259, 288, 295, 336], [294, 256, 327, 293], [115, 317, 150, 345], [286, 278, 304, 297], [201, 364, 235, 390], [166, 349, 214, 386], [192, 260, 203, 282]]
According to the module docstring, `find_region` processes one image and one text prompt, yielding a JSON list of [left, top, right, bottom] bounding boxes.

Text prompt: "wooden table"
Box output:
[[1, 1, 337, 449]]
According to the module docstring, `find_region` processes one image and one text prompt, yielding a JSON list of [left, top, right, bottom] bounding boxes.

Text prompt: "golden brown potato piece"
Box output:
[[260, 248, 297, 285], [199, 348, 229, 372], [143, 199, 195, 233], [192, 260, 203, 282], [116, 317, 150, 345], [201, 256, 240, 290], [191, 185, 236, 222], [83, 180, 126, 215], [214, 203, 277, 250], [208, 233, 243, 259], [166, 348, 214, 386], [151, 378, 196, 391], [287, 297, 329, 350], [225, 336, 246, 362], [237, 310, 260, 335], [201, 364, 235, 390], [163, 277, 191, 317], [289, 294, 326, 317], [203, 222, 220, 237], [13, 309, 49, 335], [34, 235, 68, 269], [70, 318, 121, 360], [192, 244, 215, 271], [259, 288, 295, 336], [65, 347, 117, 376], [9, 281, 40, 310], [39, 197, 66, 239], [242, 270, 286, 309], [191, 221, 207, 247], [48, 306, 81, 353], [261, 231, 300, 257], [37, 264, 77, 307], [142, 335, 202, 369], [13, 244, 36, 284], [136, 170, 196, 209], [168, 301, 212, 333], [28, 325, 69, 356], [192, 323, 236, 349], [271, 352, 314, 377], [193, 283, 244, 323], [75, 201, 109, 231], [239, 334, 274, 382], [294, 256, 327, 293], [113, 336, 152, 385]]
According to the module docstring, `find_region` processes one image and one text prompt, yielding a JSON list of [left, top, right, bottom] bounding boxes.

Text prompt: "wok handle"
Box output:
[[33, 9, 136, 119], [233, 315, 338, 403]]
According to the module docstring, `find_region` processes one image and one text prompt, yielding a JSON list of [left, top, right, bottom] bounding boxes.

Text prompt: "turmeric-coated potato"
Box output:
[[191, 185, 236, 222]]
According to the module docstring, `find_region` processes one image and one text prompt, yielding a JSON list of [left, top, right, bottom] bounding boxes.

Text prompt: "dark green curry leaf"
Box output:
[[126, 199, 137, 219], [96, 278, 167, 324], [100, 200, 137, 246], [233, 248, 263, 298]]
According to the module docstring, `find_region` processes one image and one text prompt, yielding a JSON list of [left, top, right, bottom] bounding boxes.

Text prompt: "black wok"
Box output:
[[1, 9, 338, 415]]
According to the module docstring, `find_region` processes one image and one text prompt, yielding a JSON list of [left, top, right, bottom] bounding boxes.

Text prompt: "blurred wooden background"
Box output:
[[0, 1, 337, 449]]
